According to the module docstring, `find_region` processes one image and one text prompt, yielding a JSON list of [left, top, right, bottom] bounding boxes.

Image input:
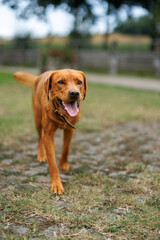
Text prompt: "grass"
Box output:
[[0, 72, 160, 239], [79, 82, 160, 131], [0, 72, 34, 142], [1, 72, 160, 139], [1, 171, 160, 239], [90, 43, 150, 52]]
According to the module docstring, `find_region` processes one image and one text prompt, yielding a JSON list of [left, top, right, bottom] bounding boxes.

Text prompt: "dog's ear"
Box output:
[[44, 76, 51, 101], [78, 71, 87, 100], [44, 71, 56, 100]]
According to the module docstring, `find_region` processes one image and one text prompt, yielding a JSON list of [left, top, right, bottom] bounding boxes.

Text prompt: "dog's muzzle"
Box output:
[[69, 89, 80, 101]]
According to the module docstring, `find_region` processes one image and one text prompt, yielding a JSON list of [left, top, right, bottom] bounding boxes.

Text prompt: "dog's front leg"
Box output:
[[43, 129, 64, 194], [60, 128, 74, 171]]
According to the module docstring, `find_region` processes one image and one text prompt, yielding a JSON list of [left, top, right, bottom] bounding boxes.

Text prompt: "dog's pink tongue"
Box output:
[[64, 102, 79, 117]]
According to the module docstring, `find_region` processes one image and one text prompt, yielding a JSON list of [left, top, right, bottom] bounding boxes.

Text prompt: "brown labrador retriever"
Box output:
[[14, 69, 87, 194]]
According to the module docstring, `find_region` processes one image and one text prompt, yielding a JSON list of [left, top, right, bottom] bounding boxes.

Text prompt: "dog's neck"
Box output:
[[50, 96, 75, 129]]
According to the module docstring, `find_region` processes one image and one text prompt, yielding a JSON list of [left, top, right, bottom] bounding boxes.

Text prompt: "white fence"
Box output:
[[0, 49, 160, 76], [0, 49, 41, 66], [76, 50, 160, 76]]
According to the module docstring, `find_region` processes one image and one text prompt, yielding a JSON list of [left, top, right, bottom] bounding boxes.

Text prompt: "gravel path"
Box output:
[[1, 121, 160, 194], [1, 121, 160, 237], [86, 73, 160, 91]]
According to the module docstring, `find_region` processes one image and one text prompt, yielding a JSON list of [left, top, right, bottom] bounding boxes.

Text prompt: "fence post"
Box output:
[[109, 41, 118, 75], [153, 54, 160, 77], [153, 40, 160, 77]]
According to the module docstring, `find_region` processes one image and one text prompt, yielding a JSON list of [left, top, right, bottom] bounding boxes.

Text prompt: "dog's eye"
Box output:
[[77, 80, 82, 85], [58, 80, 64, 84]]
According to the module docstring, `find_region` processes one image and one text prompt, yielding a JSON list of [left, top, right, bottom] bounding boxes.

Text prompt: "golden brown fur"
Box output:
[[14, 69, 87, 194]]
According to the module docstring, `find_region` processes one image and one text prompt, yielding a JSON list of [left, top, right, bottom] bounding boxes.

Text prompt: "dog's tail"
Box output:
[[13, 72, 38, 87]]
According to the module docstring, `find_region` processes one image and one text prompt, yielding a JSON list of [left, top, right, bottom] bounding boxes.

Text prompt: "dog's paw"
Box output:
[[37, 154, 47, 162], [51, 180, 64, 194], [59, 162, 69, 171]]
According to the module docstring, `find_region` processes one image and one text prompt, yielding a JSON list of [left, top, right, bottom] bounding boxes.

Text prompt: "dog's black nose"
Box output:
[[69, 89, 80, 100]]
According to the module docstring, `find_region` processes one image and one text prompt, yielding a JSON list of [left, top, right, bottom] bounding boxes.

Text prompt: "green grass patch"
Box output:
[[0, 72, 34, 141], [0, 72, 15, 84], [1, 72, 160, 140], [79, 82, 160, 131]]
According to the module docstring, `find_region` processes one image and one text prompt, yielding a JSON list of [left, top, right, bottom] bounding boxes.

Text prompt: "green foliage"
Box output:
[[2, 0, 95, 22], [13, 33, 37, 49], [49, 44, 75, 62], [115, 15, 153, 36], [1, 0, 154, 37]]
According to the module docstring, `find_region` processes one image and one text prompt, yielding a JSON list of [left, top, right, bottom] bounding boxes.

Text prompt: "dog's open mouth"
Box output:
[[58, 99, 79, 117]]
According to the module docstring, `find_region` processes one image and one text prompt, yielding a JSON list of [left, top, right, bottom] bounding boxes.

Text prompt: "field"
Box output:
[[1, 72, 160, 139], [1, 32, 151, 52], [0, 72, 160, 239]]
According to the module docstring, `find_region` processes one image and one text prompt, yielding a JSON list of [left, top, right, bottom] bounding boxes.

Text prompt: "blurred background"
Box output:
[[0, 0, 160, 76], [1, 2, 160, 238]]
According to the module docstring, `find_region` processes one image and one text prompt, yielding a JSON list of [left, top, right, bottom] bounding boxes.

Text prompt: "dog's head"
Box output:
[[44, 69, 87, 117]]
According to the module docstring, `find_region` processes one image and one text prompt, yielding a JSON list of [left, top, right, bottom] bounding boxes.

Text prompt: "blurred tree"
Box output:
[[2, 0, 95, 21], [13, 33, 32, 49], [1, 0, 155, 22], [101, 0, 151, 47], [115, 15, 153, 36], [2, 0, 160, 41], [100, 0, 160, 49], [102, 0, 151, 12], [151, 0, 160, 40], [2, 0, 96, 46], [113, 1, 160, 50]]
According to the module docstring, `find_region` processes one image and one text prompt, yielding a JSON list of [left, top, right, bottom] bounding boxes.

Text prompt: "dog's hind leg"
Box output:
[[37, 128, 47, 162], [37, 121, 47, 162], [33, 102, 47, 162], [59, 128, 74, 171]]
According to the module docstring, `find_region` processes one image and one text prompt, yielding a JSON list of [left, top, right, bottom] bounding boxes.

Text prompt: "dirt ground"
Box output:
[[0, 121, 160, 239]]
